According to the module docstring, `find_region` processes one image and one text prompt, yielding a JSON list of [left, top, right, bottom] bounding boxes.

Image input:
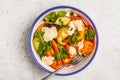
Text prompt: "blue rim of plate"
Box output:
[[28, 5, 99, 76]]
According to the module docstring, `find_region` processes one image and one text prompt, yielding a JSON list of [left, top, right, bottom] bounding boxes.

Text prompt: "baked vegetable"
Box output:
[[33, 10, 96, 70]]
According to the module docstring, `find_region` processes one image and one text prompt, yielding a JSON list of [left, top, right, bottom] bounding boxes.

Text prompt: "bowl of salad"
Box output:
[[28, 6, 98, 76]]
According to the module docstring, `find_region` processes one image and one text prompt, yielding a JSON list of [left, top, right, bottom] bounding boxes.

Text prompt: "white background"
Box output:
[[0, 0, 120, 80]]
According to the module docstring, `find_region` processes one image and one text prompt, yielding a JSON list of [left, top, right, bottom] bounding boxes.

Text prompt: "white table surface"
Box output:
[[0, 0, 120, 80]]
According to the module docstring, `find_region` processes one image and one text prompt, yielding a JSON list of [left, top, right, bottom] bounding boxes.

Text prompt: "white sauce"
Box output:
[[41, 56, 54, 65], [67, 20, 84, 36], [68, 21, 76, 36], [77, 40, 84, 49], [42, 27, 57, 42], [69, 46, 77, 57], [77, 40, 84, 55], [72, 20, 84, 31], [66, 11, 70, 17]]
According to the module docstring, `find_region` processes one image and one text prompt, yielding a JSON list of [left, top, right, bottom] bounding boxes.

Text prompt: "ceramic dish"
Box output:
[[28, 6, 98, 76]]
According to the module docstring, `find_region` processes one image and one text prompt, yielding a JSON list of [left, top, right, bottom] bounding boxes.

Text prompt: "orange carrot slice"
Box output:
[[70, 16, 81, 20], [50, 48, 54, 55], [50, 60, 63, 70], [81, 40, 94, 55], [37, 23, 44, 31], [46, 48, 54, 57], [51, 40, 59, 53], [46, 50, 52, 57], [64, 43, 69, 51]]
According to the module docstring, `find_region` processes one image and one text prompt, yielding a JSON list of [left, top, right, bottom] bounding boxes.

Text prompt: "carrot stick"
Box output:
[[51, 40, 59, 53], [64, 43, 69, 51], [46, 50, 52, 57], [62, 36, 71, 43], [37, 23, 44, 31], [46, 48, 54, 57], [50, 48, 54, 55], [70, 16, 81, 20], [50, 60, 63, 70]]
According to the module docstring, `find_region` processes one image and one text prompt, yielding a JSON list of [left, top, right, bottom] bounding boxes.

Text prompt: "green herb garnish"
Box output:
[[34, 30, 52, 57], [70, 27, 73, 31], [44, 11, 66, 24], [70, 12, 74, 16], [58, 18, 64, 26], [44, 12, 57, 24], [34, 30, 44, 43], [54, 45, 68, 61], [54, 53, 61, 61], [57, 11, 66, 17], [69, 32, 79, 45], [38, 41, 52, 57], [85, 28, 95, 40]]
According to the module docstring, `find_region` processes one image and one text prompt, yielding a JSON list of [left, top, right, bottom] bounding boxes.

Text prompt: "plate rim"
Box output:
[[28, 5, 99, 76]]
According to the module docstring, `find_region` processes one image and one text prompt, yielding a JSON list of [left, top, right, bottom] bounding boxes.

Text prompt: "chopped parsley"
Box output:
[[54, 45, 68, 61], [85, 28, 95, 40], [70, 27, 73, 31], [57, 11, 66, 17], [70, 12, 74, 16], [44, 11, 66, 24], [34, 30, 52, 57], [69, 32, 80, 45]]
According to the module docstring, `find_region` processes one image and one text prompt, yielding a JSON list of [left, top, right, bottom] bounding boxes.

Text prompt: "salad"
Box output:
[[33, 10, 95, 70]]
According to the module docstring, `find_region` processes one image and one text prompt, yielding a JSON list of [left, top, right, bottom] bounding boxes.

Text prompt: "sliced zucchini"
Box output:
[[55, 17, 70, 26], [33, 38, 40, 51]]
